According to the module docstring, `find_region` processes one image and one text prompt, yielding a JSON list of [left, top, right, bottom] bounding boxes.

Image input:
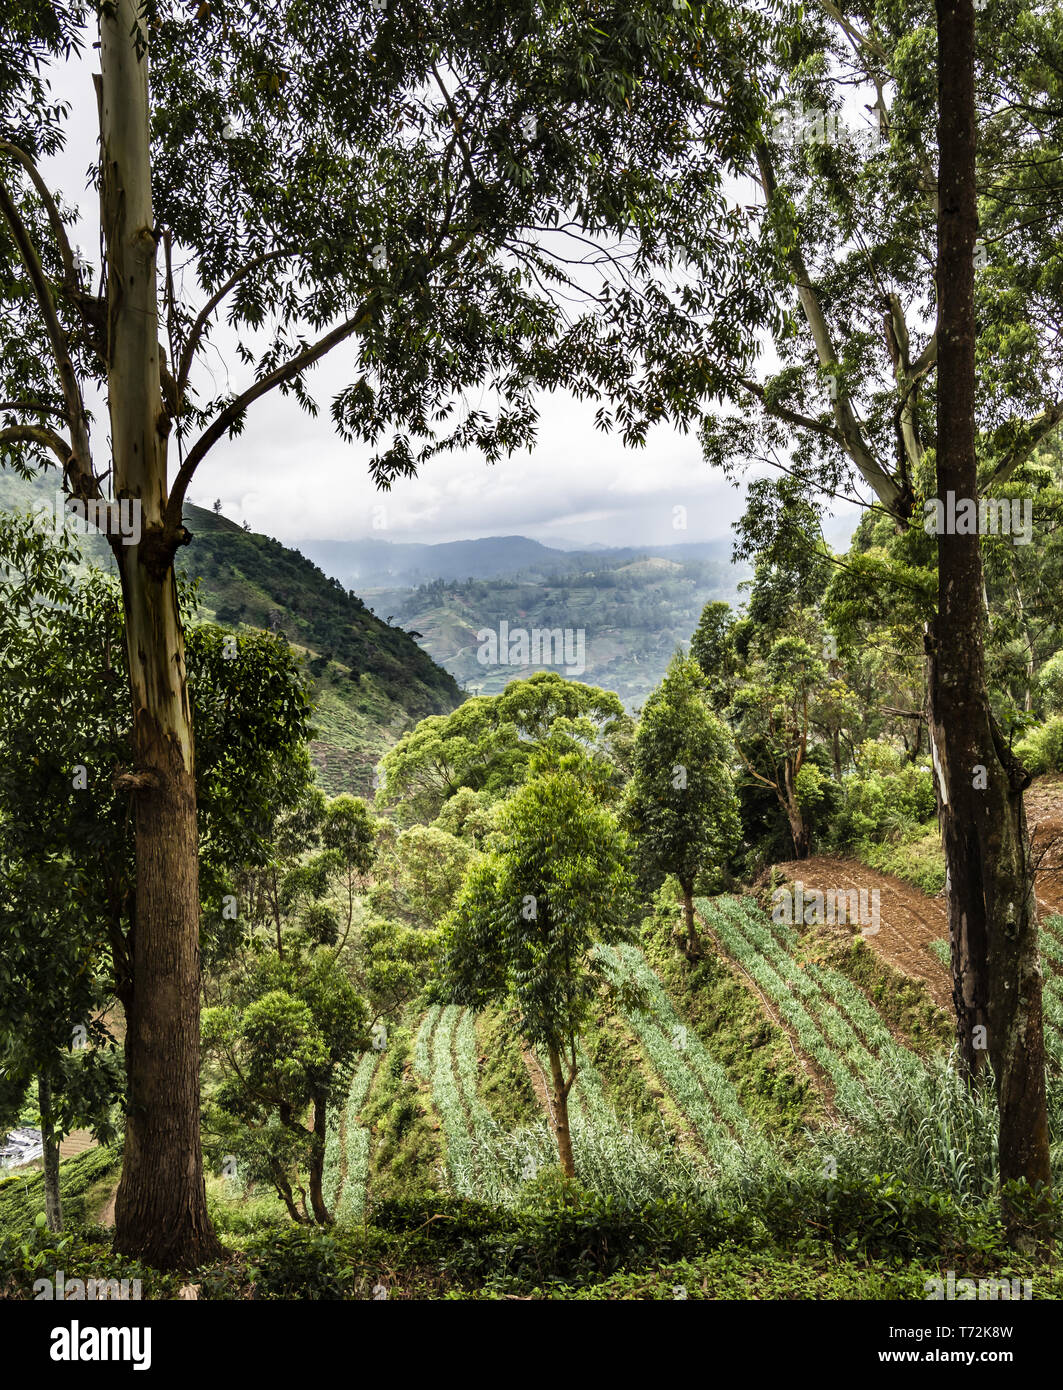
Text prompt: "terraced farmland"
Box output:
[[597, 942, 772, 1174], [412, 1000, 714, 1204], [414, 1004, 553, 1203], [693, 895, 925, 1117], [373, 883, 1063, 1215]]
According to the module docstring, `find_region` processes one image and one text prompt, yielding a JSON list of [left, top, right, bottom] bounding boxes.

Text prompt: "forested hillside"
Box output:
[[0, 472, 463, 795], [176, 504, 462, 793]]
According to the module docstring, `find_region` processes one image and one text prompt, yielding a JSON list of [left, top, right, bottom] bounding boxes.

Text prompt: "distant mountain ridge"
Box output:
[[296, 532, 734, 588]]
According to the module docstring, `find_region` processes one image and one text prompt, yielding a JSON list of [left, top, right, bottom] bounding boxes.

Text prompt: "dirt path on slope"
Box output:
[[96, 1183, 118, 1227], [1028, 775, 1063, 919], [769, 856, 951, 1009], [769, 779, 1063, 1010]]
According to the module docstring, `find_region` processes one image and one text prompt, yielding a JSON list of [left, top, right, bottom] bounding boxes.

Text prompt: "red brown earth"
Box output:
[[1027, 774, 1063, 919], [769, 855, 951, 1009], [769, 774, 1063, 1011]]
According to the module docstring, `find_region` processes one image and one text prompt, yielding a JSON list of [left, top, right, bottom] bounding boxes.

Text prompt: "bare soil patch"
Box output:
[[769, 855, 951, 1010], [1028, 775, 1063, 919]]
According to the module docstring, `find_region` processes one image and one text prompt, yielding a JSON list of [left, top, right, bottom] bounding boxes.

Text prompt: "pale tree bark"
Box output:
[[753, 146, 915, 521], [932, 0, 1050, 1230], [98, 0, 219, 1269]]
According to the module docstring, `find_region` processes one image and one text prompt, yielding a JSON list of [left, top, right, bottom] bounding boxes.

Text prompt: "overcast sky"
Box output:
[[34, 47, 857, 554]]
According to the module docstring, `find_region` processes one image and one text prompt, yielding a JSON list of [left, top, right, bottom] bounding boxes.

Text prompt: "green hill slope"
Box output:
[[178, 503, 463, 793], [0, 470, 462, 796], [372, 553, 745, 710]]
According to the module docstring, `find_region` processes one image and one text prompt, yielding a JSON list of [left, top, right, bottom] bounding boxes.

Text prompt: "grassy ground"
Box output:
[[4, 1174, 1061, 1300]]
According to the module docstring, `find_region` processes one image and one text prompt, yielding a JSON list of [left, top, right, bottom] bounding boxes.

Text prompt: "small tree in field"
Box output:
[[624, 653, 740, 957], [439, 767, 633, 1177]]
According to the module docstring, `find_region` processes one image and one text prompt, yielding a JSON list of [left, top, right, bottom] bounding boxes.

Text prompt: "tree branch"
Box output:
[[738, 376, 845, 445], [0, 141, 77, 286], [883, 291, 927, 481], [0, 424, 73, 465], [734, 735, 781, 793], [878, 705, 926, 722], [175, 245, 305, 403], [983, 401, 1063, 490], [754, 144, 911, 520], [164, 301, 371, 531], [0, 180, 95, 496], [0, 399, 67, 417]]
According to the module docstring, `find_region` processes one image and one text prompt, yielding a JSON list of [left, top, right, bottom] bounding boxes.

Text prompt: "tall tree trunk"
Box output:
[[933, 0, 1051, 1221], [546, 1045, 576, 1179], [781, 771, 809, 859], [308, 1094, 331, 1225], [37, 1073, 62, 1233], [99, 0, 219, 1269]]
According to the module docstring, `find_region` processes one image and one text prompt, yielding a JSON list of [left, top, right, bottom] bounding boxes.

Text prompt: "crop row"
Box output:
[[322, 1107, 343, 1214], [323, 1048, 381, 1223], [729, 896, 904, 1057], [417, 1004, 553, 1203], [561, 1042, 714, 1202], [412, 999, 715, 1204], [413, 1004, 440, 1079], [695, 896, 922, 1116], [595, 942, 770, 1174], [336, 1050, 380, 1224], [427, 1004, 480, 1196]]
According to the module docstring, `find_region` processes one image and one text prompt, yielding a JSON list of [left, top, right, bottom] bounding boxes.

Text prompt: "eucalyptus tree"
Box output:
[[0, 511, 315, 1260], [702, 0, 1056, 1194], [0, 0, 772, 1264]]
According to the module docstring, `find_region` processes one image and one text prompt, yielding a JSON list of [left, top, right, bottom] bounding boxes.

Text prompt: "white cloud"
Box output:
[[35, 47, 758, 554]]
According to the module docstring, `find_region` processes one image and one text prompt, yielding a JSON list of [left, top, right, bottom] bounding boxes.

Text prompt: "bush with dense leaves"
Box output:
[[1015, 717, 1063, 775], [829, 744, 936, 848]]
